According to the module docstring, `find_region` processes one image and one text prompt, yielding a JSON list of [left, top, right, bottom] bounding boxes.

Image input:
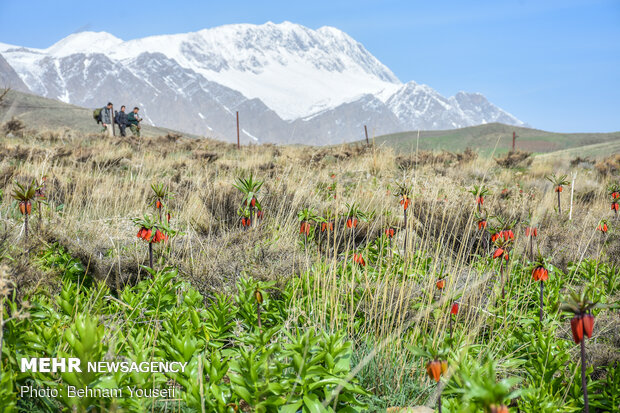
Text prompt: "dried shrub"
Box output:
[[0, 165, 16, 188], [595, 154, 620, 177], [397, 147, 478, 169], [192, 151, 219, 163], [2, 116, 25, 136], [165, 132, 183, 142], [494, 150, 533, 168], [570, 156, 593, 168]]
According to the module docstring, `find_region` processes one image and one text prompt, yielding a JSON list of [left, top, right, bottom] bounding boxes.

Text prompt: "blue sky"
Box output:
[[1, 0, 618, 132]]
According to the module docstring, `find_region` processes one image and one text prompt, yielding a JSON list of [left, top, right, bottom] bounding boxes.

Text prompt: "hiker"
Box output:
[[100, 102, 114, 136], [127, 107, 142, 137], [115, 105, 128, 137]]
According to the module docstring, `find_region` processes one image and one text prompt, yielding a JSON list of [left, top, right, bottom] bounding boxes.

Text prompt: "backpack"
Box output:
[[93, 108, 102, 124], [114, 110, 119, 125]]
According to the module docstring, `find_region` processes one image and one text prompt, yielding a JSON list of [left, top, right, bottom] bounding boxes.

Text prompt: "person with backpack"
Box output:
[[127, 106, 142, 137], [100, 102, 114, 136], [115, 105, 128, 137]]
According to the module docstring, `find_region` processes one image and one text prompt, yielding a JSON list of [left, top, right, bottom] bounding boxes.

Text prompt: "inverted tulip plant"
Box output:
[[11, 179, 40, 240], [133, 214, 173, 270], [561, 290, 601, 413], [546, 173, 570, 214], [233, 174, 264, 229], [394, 180, 412, 253], [530, 254, 550, 323], [469, 184, 490, 213]]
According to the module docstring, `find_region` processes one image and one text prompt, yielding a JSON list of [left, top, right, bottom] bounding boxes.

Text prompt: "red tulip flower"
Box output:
[[582, 314, 594, 339], [555, 185, 563, 193], [18, 201, 33, 215], [571, 315, 584, 344], [569, 313, 594, 344], [597, 223, 608, 233], [612, 202, 619, 211], [346, 217, 358, 228], [400, 196, 411, 210], [152, 229, 167, 243], [299, 221, 311, 235], [612, 191, 620, 200], [489, 405, 509, 413], [476, 196, 484, 205], [137, 227, 148, 240], [385, 227, 395, 238], [425, 360, 447, 382], [502, 230, 515, 240], [352, 253, 366, 266], [532, 266, 548, 282], [525, 227, 538, 237], [477, 220, 487, 230], [450, 302, 459, 315], [156, 199, 162, 209], [436, 279, 446, 290], [493, 248, 505, 259], [321, 221, 333, 232]]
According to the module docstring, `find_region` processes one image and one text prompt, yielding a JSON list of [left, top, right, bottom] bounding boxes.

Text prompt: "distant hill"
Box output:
[[537, 140, 620, 160], [0, 90, 196, 137], [369, 123, 620, 157]]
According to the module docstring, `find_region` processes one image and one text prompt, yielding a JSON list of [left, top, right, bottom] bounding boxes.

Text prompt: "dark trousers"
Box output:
[[119, 124, 126, 137]]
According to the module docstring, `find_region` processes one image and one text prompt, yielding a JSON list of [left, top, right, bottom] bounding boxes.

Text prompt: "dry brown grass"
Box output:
[[0, 128, 616, 294]]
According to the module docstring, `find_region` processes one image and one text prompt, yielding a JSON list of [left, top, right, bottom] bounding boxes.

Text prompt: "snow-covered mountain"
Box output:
[[0, 22, 525, 144], [384, 82, 523, 130]]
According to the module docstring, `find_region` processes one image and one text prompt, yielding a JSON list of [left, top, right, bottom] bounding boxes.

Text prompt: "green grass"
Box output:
[[368, 123, 620, 156]]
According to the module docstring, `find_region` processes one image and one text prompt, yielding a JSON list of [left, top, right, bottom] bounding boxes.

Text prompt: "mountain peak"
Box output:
[[46, 31, 123, 57]]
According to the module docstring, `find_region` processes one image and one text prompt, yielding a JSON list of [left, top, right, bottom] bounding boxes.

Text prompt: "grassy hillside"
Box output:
[[538, 139, 620, 160], [371, 123, 620, 156], [0, 124, 618, 412], [0, 89, 197, 138]]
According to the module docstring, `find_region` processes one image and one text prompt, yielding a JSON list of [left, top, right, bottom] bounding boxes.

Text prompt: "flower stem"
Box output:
[[403, 207, 408, 257], [149, 242, 153, 269], [500, 259, 505, 299], [581, 338, 589, 413], [257, 301, 262, 332], [539, 281, 544, 324]]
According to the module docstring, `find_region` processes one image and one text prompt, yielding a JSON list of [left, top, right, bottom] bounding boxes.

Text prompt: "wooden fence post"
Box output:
[[236, 111, 240, 149]]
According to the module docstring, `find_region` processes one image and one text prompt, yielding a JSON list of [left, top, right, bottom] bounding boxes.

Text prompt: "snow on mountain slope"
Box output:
[[386, 81, 524, 130], [47, 32, 124, 57], [0, 22, 526, 143], [104, 22, 400, 119]]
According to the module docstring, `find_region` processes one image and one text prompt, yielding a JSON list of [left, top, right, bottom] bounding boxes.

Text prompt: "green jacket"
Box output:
[[127, 112, 140, 126]]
